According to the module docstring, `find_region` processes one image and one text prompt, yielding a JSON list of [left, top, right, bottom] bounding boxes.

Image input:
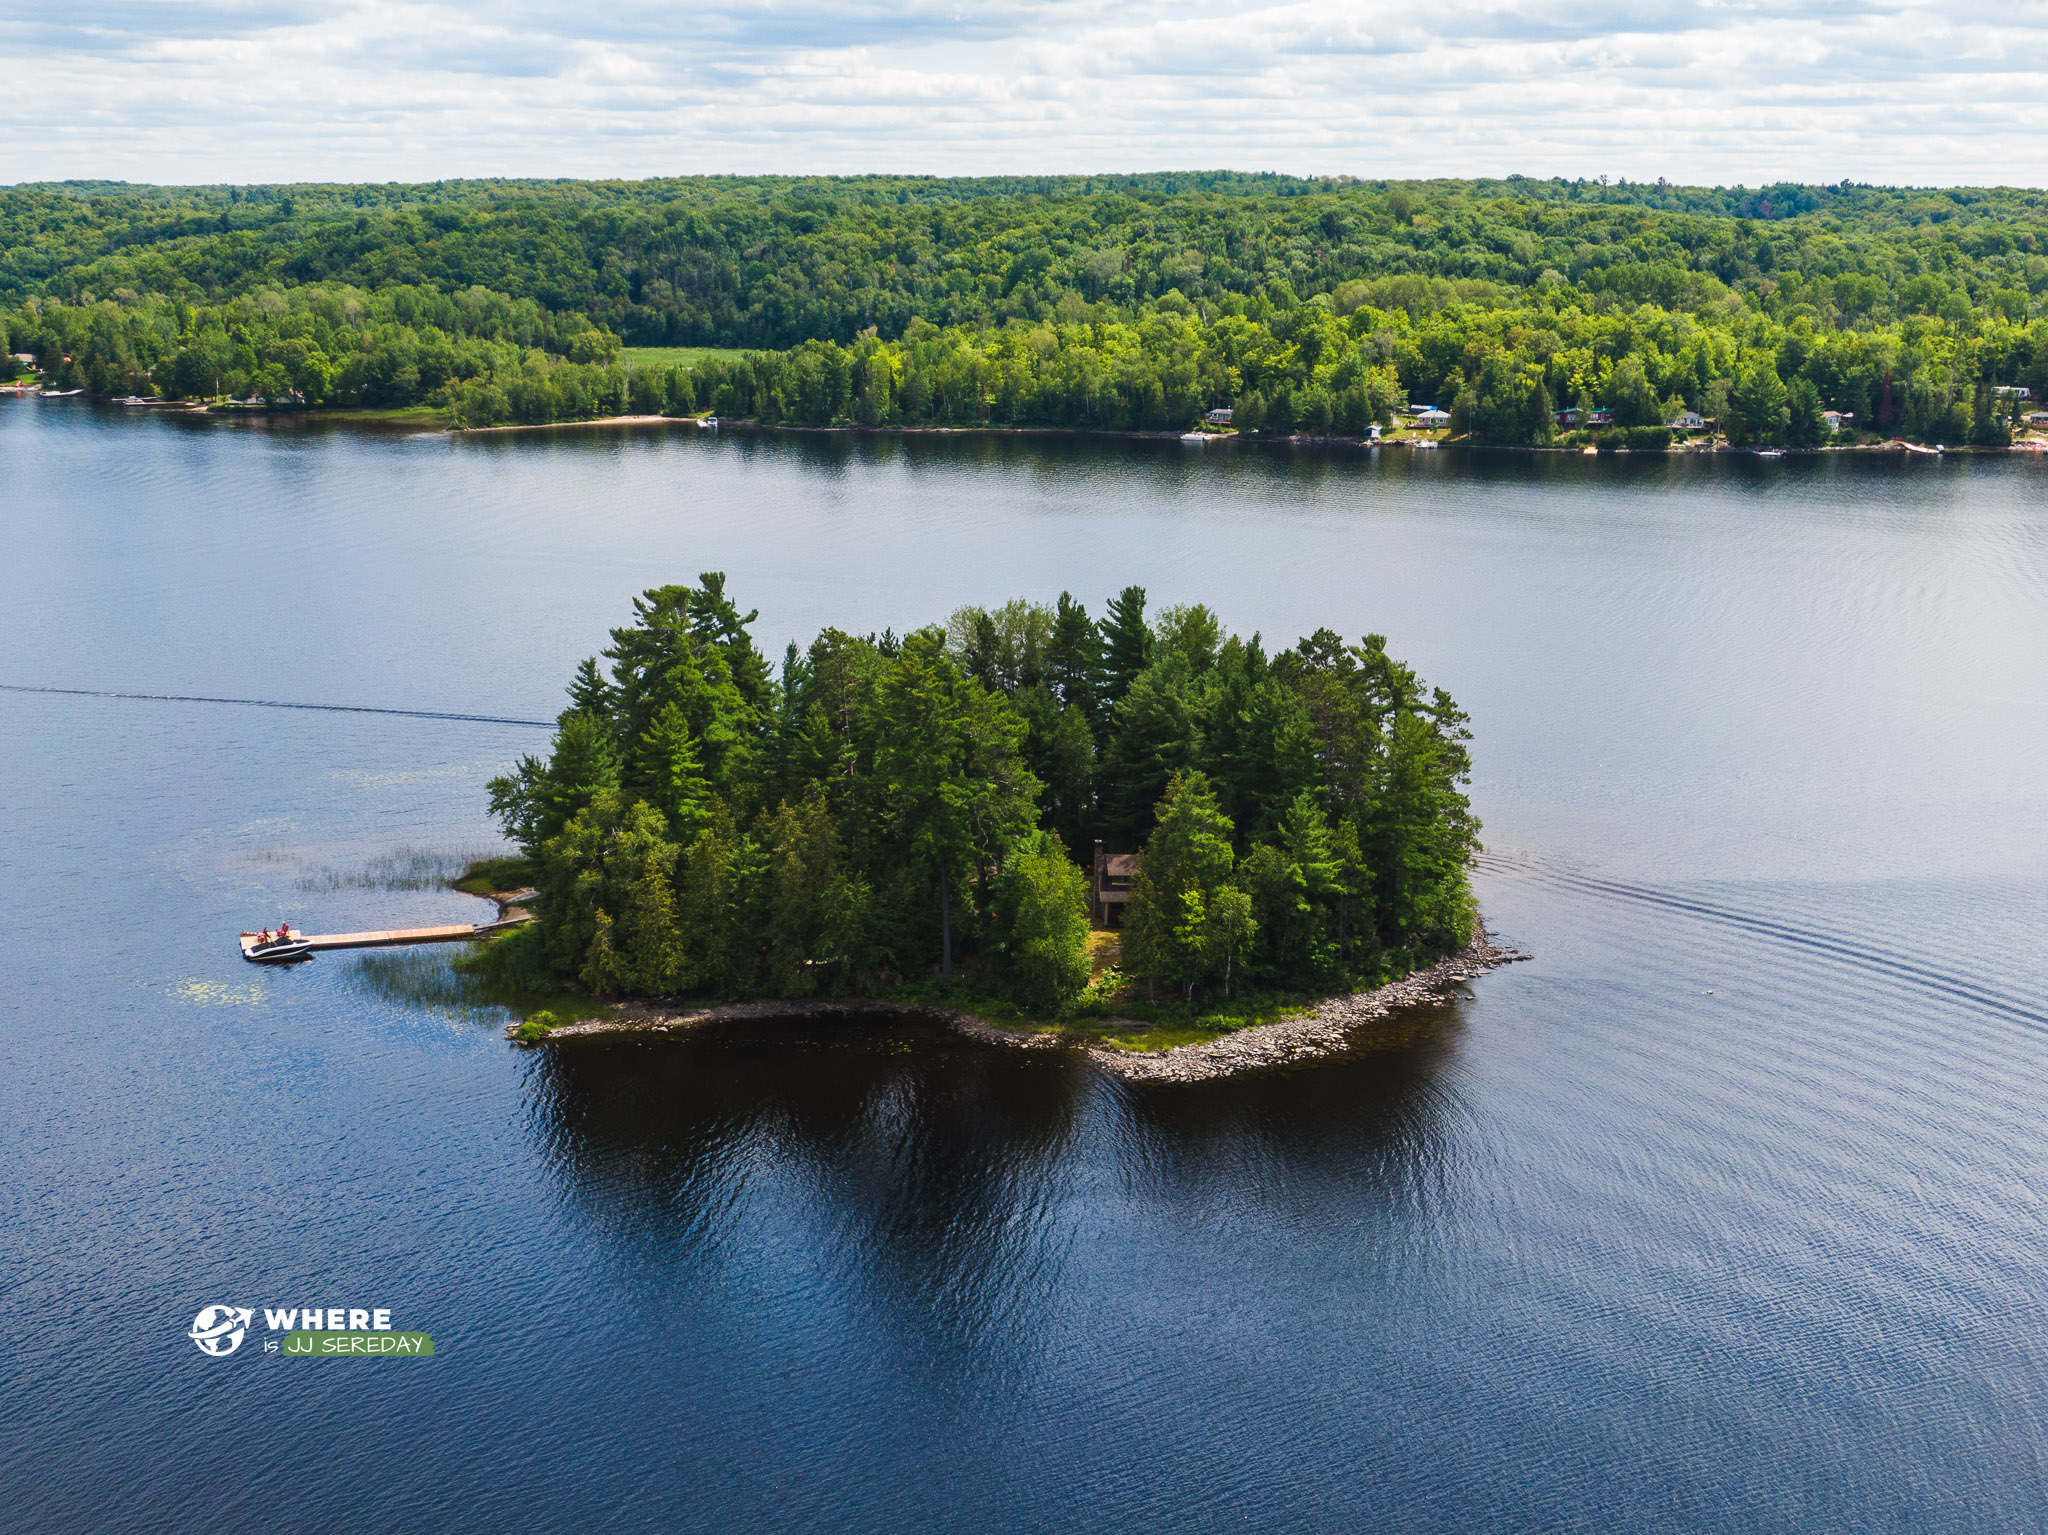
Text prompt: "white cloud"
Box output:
[[2, 1, 2045, 184]]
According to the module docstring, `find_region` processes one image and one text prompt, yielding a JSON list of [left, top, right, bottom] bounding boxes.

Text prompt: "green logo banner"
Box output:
[[282, 1331, 434, 1357]]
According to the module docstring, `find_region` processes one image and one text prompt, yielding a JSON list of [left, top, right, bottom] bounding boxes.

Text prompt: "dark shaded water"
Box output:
[[4, 400, 2047, 1531]]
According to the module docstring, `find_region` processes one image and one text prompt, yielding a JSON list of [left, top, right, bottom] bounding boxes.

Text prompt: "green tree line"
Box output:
[[481, 579, 1479, 1017], [6, 174, 2046, 441], [10, 174, 2048, 348]]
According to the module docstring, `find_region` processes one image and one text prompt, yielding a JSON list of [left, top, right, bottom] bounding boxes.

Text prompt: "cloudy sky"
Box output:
[[5, 2, 2046, 186]]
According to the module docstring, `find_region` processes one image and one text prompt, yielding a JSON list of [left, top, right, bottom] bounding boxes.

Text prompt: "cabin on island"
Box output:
[[1091, 840, 1136, 928], [1203, 407, 1233, 425], [1668, 410, 1706, 431], [1414, 407, 1451, 428]]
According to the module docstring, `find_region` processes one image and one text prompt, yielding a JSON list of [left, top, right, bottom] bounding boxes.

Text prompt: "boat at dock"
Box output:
[[239, 912, 530, 963], [242, 934, 315, 964]]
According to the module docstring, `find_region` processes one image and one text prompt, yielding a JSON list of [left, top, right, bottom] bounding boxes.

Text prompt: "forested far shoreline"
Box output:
[[471, 579, 1480, 1030], [5, 174, 2047, 446]]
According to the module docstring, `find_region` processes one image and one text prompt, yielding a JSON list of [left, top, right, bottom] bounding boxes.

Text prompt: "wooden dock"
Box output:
[[239, 914, 528, 959]]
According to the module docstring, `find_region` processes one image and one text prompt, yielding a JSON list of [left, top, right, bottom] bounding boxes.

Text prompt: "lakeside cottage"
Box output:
[[1414, 407, 1451, 428], [1994, 385, 2032, 400], [1203, 407, 1233, 425], [2025, 410, 2048, 426], [1091, 841, 1136, 928], [1822, 410, 1856, 431], [1668, 410, 1706, 431]]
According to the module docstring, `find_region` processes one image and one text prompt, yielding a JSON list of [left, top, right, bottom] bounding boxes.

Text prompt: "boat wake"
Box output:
[[0, 681, 554, 729], [1474, 853, 2048, 1033]]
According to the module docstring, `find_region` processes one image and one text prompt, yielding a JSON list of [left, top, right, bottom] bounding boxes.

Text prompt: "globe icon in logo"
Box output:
[[189, 1305, 253, 1356]]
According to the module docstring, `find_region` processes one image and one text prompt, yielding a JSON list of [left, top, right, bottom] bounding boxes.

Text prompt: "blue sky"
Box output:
[[4, 2, 2045, 185]]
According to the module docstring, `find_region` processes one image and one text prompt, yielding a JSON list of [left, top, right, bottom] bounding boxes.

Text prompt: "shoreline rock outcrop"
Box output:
[[514, 929, 1529, 1082], [1079, 930, 1528, 1083]]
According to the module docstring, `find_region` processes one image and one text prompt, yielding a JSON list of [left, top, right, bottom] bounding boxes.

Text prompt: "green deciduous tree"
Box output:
[[1122, 771, 1242, 1002], [1175, 884, 1257, 1001], [991, 830, 1094, 1015]]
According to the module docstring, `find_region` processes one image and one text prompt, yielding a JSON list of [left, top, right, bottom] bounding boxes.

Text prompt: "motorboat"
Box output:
[[1179, 432, 1207, 444], [242, 932, 315, 964]]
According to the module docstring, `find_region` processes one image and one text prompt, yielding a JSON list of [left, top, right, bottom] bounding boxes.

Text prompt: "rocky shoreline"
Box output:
[[1077, 930, 1528, 1083], [514, 929, 1528, 1082]]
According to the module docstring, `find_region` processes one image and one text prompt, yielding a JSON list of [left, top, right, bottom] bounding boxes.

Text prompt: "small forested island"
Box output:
[[468, 576, 1489, 1072], [5, 175, 2047, 448]]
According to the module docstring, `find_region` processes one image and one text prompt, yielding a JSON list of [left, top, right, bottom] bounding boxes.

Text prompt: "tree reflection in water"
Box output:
[[524, 1003, 1473, 1376]]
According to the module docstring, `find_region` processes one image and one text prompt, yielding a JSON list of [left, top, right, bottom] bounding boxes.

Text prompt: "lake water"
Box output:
[[4, 399, 2047, 1532]]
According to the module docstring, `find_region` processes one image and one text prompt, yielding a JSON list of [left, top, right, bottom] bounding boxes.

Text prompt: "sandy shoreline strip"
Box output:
[[453, 414, 705, 435], [516, 929, 1528, 1081]]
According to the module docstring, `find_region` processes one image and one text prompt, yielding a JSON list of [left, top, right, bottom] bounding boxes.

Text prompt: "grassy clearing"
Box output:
[[1099, 1025, 1236, 1052], [1053, 993, 1314, 1051], [894, 963, 1315, 1052], [218, 403, 454, 427], [1018, 933, 1316, 1049], [331, 404, 454, 426], [452, 854, 536, 896], [620, 346, 755, 371]]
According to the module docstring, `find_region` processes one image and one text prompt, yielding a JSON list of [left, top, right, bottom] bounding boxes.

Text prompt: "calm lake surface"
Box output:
[[4, 399, 2047, 1532]]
